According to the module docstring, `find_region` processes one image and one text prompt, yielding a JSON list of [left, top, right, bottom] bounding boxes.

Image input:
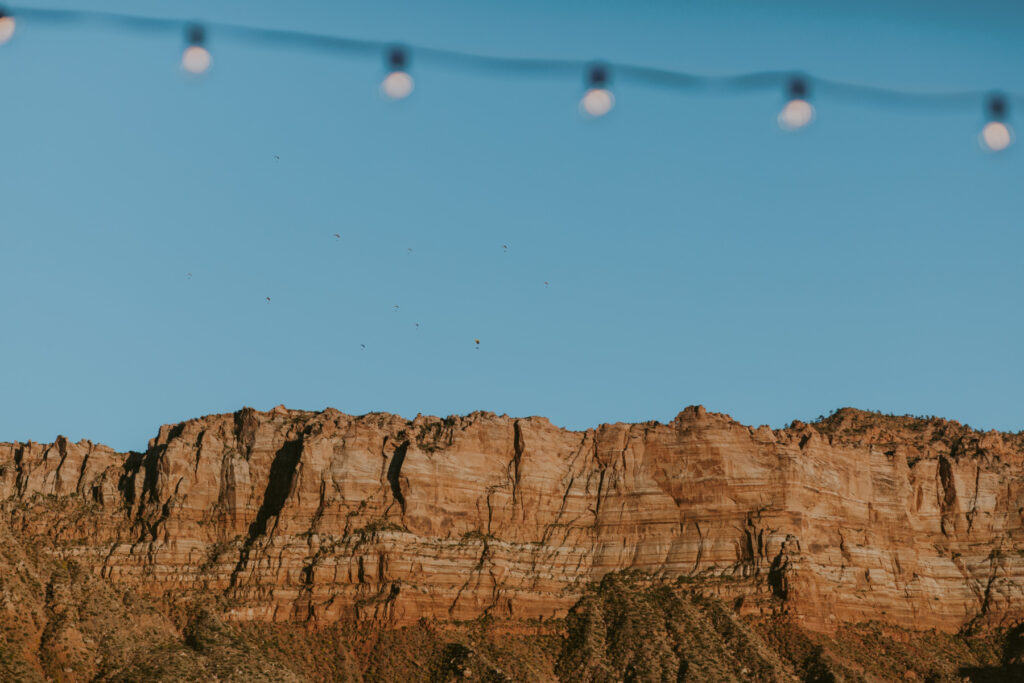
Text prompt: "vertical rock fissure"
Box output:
[[116, 452, 144, 509], [693, 521, 705, 573], [74, 448, 91, 495], [309, 478, 327, 533], [387, 441, 409, 515], [511, 421, 525, 505], [13, 444, 26, 495], [979, 555, 1001, 615], [134, 447, 163, 518], [486, 488, 494, 535], [967, 464, 982, 533], [53, 436, 69, 493], [192, 430, 205, 476], [247, 438, 304, 541], [231, 437, 303, 587], [938, 455, 958, 536], [594, 469, 606, 518], [449, 538, 490, 616], [768, 550, 788, 600]]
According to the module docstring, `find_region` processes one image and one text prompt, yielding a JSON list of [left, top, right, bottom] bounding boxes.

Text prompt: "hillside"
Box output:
[[1, 405, 1023, 681]]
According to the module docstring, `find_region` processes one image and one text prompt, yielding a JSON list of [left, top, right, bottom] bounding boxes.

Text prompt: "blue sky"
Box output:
[[2, 0, 1022, 451]]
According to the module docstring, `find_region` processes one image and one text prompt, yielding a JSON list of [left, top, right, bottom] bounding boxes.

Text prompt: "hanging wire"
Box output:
[[3, 5, 1022, 109]]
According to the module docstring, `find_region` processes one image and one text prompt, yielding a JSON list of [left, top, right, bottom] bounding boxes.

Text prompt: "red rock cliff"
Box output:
[[2, 406, 1022, 633]]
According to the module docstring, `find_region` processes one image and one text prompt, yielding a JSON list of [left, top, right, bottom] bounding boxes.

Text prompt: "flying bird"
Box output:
[[266, 297, 271, 303], [407, 248, 413, 254], [333, 233, 341, 239], [415, 322, 420, 329], [360, 344, 366, 349], [393, 305, 399, 312], [273, 155, 280, 161], [502, 244, 509, 252], [186, 272, 192, 279], [543, 281, 549, 287]]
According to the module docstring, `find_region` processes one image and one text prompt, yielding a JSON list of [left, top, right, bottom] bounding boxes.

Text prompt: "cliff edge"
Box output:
[[2, 405, 1023, 635]]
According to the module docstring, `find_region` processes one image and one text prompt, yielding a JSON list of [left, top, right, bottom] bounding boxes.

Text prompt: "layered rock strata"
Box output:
[[1, 406, 1022, 633]]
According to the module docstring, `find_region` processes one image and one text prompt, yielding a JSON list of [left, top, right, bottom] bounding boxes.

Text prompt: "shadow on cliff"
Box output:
[[230, 438, 303, 586], [386, 441, 408, 516], [247, 438, 303, 540]]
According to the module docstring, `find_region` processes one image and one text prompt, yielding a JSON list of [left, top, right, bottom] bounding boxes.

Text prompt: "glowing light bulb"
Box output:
[[580, 88, 614, 117], [778, 99, 814, 130], [181, 25, 211, 74], [979, 95, 1012, 152], [182, 46, 211, 74], [381, 47, 413, 100], [981, 122, 1013, 151], [381, 71, 414, 99], [0, 12, 15, 45], [778, 77, 814, 131], [580, 64, 614, 117]]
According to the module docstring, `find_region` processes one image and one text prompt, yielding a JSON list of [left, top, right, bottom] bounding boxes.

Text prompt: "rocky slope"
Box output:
[[2, 405, 1023, 641]]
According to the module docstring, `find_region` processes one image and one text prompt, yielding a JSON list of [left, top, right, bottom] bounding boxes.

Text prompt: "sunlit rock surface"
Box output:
[[3, 405, 1023, 633]]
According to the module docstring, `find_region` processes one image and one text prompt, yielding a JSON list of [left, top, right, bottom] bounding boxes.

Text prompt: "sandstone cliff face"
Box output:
[[2, 406, 1022, 633]]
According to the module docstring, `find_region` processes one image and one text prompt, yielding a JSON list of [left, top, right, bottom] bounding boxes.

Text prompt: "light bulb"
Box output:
[[779, 76, 814, 131], [182, 46, 211, 74], [381, 71, 414, 99], [778, 99, 814, 130], [381, 47, 413, 100], [182, 25, 211, 74], [580, 64, 613, 118], [580, 88, 614, 117], [980, 121, 1013, 152], [980, 95, 1012, 152], [0, 13, 15, 45]]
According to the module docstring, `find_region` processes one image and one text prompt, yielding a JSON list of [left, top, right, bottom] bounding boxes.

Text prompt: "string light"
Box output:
[[979, 94, 1012, 152], [0, 10, 15, 45], [380, 47, 413, 100], [2, 6, 1023, 154], [778, 76, 814, 131], [181, 24, 211, 75], [580, 64, 614, 117]]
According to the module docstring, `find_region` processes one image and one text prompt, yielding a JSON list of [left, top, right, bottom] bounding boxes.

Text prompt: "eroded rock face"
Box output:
[[2, 406, 1022, 633]]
